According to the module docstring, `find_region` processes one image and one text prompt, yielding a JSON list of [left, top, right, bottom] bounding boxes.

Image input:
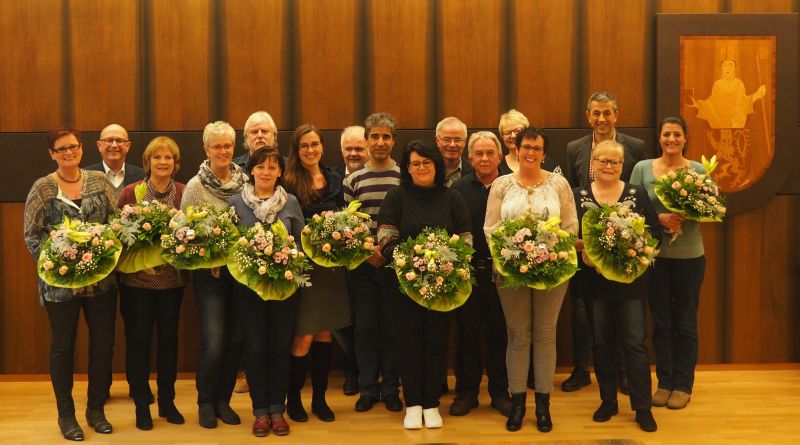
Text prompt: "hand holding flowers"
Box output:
[[161, 205, 239, 270], [392, 227, 474, 311], [110, 199, 176, 273], [300, 200, 374, 270], [654, 155, 727, 230]]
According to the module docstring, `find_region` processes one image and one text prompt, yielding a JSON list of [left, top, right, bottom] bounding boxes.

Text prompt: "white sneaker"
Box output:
[[403, 405, 422, 430], [423, 407, 443, 429]]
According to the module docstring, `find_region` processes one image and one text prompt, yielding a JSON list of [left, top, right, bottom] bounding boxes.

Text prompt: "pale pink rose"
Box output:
[[312, 214, 322, 222], [258, 266, 267, 275], [548, 252, 558, 261], [628, 249, 637, 257], [302, 226, 312, 234], [58, 265, 69, 275], [112, 222, 121, 231], [287, 235, 295, 242], [169, 220, 179, 229], [212, 227, 222, 236], [91, 237, 101, 246], [43, 260, 54, 271], [605, 227, 615, 236], [199, 248, 206, 256], [142, 222, 152, 231], [238, 237, 248, 246], [436, 276, 444, 285], [523, 241, 534, 252], [105, 240, 115, 248], [643, 246, 655, 256], [82, 252, 93, 262], [419, 287, 427, 295], [671, 181, 681, 190], [558, 251, 569, 260], [354, 226, 363, 234], [519, 265, 529, 273], [322, 243, 332, 253], [405, 271, 416, 281], [331, 231, 342, 240], [679, 189, 688, 196], [285, 270, 294, 280], [175, 245, 186, 254]]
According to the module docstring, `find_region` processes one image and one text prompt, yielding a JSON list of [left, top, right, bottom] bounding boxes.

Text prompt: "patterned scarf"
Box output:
[[144, 178, 178, 208], [198, 160, 247, 201], [241, 183, 288, 224]]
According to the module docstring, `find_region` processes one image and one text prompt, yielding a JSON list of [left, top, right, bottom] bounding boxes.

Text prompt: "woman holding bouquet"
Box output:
[[229, 147, 305, 436], [630, 116, 706, 410], [574, 140, 661, 432], [484, 126, 576, 433], [23, 124, 118, 441], [181, 121, 248, 428], [283, 124, 351, 423], [117, 136, 186, 430], [378, 141, 471, 429]]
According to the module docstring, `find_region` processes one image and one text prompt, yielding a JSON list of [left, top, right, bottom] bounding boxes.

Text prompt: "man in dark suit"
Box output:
[[563, 91, 647, 394], [333, 125, 370, 180], [435, 116, 474, 187], [85, 124, 145, 198]]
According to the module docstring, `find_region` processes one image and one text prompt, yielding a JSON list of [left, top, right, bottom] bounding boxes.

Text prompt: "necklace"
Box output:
[[516, 174, 544, 195], [56, 169, 82, 183]]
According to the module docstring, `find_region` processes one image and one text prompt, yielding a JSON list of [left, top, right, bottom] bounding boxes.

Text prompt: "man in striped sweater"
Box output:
[[342, 112, 404, 413]]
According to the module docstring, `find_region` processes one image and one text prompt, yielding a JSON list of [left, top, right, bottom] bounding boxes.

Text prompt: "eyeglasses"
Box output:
[[501, 127, 524, 137], [208, 143, 234, 151], [518, 144, 543, 152], [409, 160, 434, 170], [51, 143, 82, 154], [100, 137, 130, 146], [437, 136, 465, 145], [299, 141, 322, 151], [592, 158, 623, 167]]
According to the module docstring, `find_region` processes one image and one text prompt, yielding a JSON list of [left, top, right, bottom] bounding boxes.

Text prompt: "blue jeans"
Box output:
[[649, 256, 705, 394], [193, 268, 242, 405]]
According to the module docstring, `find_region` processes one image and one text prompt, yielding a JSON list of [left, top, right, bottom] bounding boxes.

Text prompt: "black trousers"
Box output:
[[119, 285, 183, 404], [649, 256, 705, 394], [234, 284, 300, 415], [389, 283, 451, 409], [44, 289, 117, 417], [587, 297, 652, 410], [349, 264, 399, 399], [453, 264, 508, 398]]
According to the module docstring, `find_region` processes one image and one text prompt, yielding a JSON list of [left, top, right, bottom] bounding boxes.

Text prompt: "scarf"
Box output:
[[241, 183, 288, 224], [198, 160, 247, 201], [144, 178, 178, 208]]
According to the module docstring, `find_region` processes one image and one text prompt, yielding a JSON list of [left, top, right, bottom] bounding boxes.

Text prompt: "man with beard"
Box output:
[[234, 111, 278, 170]]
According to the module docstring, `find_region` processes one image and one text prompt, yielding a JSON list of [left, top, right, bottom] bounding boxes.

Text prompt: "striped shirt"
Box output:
[[342, 162, 401, 229]]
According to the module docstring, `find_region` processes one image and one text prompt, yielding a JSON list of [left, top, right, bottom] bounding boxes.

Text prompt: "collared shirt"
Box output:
[[445, 158, 465, 187], [101, 161, 126, 189], [451, 170, 497, 262], [588, 130, 616, 183]]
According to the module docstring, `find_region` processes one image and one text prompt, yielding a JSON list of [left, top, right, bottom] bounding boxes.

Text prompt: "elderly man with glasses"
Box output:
[[85, 124, 145, 198]]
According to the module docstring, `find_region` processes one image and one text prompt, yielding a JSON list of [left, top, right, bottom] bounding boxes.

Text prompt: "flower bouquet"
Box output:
[[489, 214, 578, 290], [37, 216, 122, 288], [582, 204, 659, 283], [654, 155, 727, 223], [301, 200, 374, 270], [227, 220, 312, 300], [391, 227, 475, 312], [110, 187, 176, 273], [161, 205, 240, 270]]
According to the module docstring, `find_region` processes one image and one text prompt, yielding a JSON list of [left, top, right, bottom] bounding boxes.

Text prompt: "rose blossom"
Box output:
[[519, 265, 529, 273], [405, 272, 416, 281], [105, 240, 115, 248], [43, 260, 54, 271], [331, 231, 341, 240], [82, 252, 93, 262], [175, 245, 186, 254], [58, 265, 69, 275], [322, 243, 332, 253], [258, 266, 267, 275], [212, 227, 222, 236], [285, 270, 294, 280], [142, 222, 152, 231], [91, 237, 100, 246], [199, 248, 206, 256]]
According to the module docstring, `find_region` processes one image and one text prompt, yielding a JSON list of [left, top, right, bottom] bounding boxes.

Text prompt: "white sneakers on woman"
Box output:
[[422, 407, 443, 428], [403, 406, 423, 429]]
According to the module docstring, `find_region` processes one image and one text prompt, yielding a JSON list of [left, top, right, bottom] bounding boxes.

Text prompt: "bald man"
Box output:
[[85, 124, 145, 198]]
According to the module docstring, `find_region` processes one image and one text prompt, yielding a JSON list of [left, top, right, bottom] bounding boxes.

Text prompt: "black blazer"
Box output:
[[564, 132, 646, 189], [84, 162, 146, 187]]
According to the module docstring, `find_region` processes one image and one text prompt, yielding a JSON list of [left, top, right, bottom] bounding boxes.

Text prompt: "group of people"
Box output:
[[23, 90, 706, 440]]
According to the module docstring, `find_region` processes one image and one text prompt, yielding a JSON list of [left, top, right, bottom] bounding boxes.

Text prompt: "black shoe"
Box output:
[[287, 392, 308, 422], [355, 395, 378, 412], [158, 402, 185, 424], [561, 367, 591, 392], [85, 408, 112, 434], [506, 392, 526, 432], [382, 392, 403, 412], [490, 393, 512, 417], [198, 403, 217, 429], [135, 403, 153, 430], [449, 394, 478, 416], [534, 392, 552, 432], [311, 397, 335, 422], [215, 403, 241, 425], [343, 374, 359, 396], [618, 370, 629, 395], [592, 400, 619, 422], [58, 416, 84, 441], [636, 409, 658, 432]]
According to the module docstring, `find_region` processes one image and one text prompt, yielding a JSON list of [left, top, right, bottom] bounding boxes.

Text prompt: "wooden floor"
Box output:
[[1, 365, 798, 445]]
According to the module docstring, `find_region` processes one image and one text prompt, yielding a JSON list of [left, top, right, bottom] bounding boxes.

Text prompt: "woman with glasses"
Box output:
[[282, 124, 351, 423], [117, 136, 186, 430], [574, 140, 661, 432], [24, 124, 118, 441], [497, 109, 561, 175], [181, 121, 248, 429], [484, 126, 576, 433], [377, 141, 471, 430]]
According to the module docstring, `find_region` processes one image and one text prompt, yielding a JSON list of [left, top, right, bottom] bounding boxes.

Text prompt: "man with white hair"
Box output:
[[234, 111, 278, 170], [435, 116, 473, 187], [333, 126, 370, 180]]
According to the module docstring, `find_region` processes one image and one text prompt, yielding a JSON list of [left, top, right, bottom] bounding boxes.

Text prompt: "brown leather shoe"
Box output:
[[253, 415, 270, 437], [270, 413, 290, 436]]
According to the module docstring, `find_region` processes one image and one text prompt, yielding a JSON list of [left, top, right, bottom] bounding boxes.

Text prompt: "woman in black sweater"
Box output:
[[377, 141, 471, 430]]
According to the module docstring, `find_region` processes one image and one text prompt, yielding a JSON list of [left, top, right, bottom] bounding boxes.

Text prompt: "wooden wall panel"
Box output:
[[437, 0, 503, 128], [657, 0, 723, 13], [584, 0, 652, 126], [698, 224, 725, 363], [69, 0, 141, 131], [511, 0, 577, 128], [729, 0, 797, 12], [295, 0, 359, 128], [222, 0, 288, 130], [0, 1, 64, 131], [367, 0, 433, 128], [147, 0, 213, 130]]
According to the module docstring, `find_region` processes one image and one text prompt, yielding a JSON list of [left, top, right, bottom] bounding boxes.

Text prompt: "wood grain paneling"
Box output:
[[511, 0, 577, 128], [147, 0, 213, 130], [295, 0, 359, 128], [69, 0, 141, 131], [222, 0, 288, 130], [698, 223, 725, 363], [0, 1, 64, 131], [367, 0, 433, 128], [729, 0, 797, 13], [657, 0, 724, 13], [584, 0, 652, 127], [437, 0, 503, 128]]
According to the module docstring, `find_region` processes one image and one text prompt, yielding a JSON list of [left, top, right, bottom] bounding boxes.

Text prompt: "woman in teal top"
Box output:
[[630, 116, 704, 411]]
